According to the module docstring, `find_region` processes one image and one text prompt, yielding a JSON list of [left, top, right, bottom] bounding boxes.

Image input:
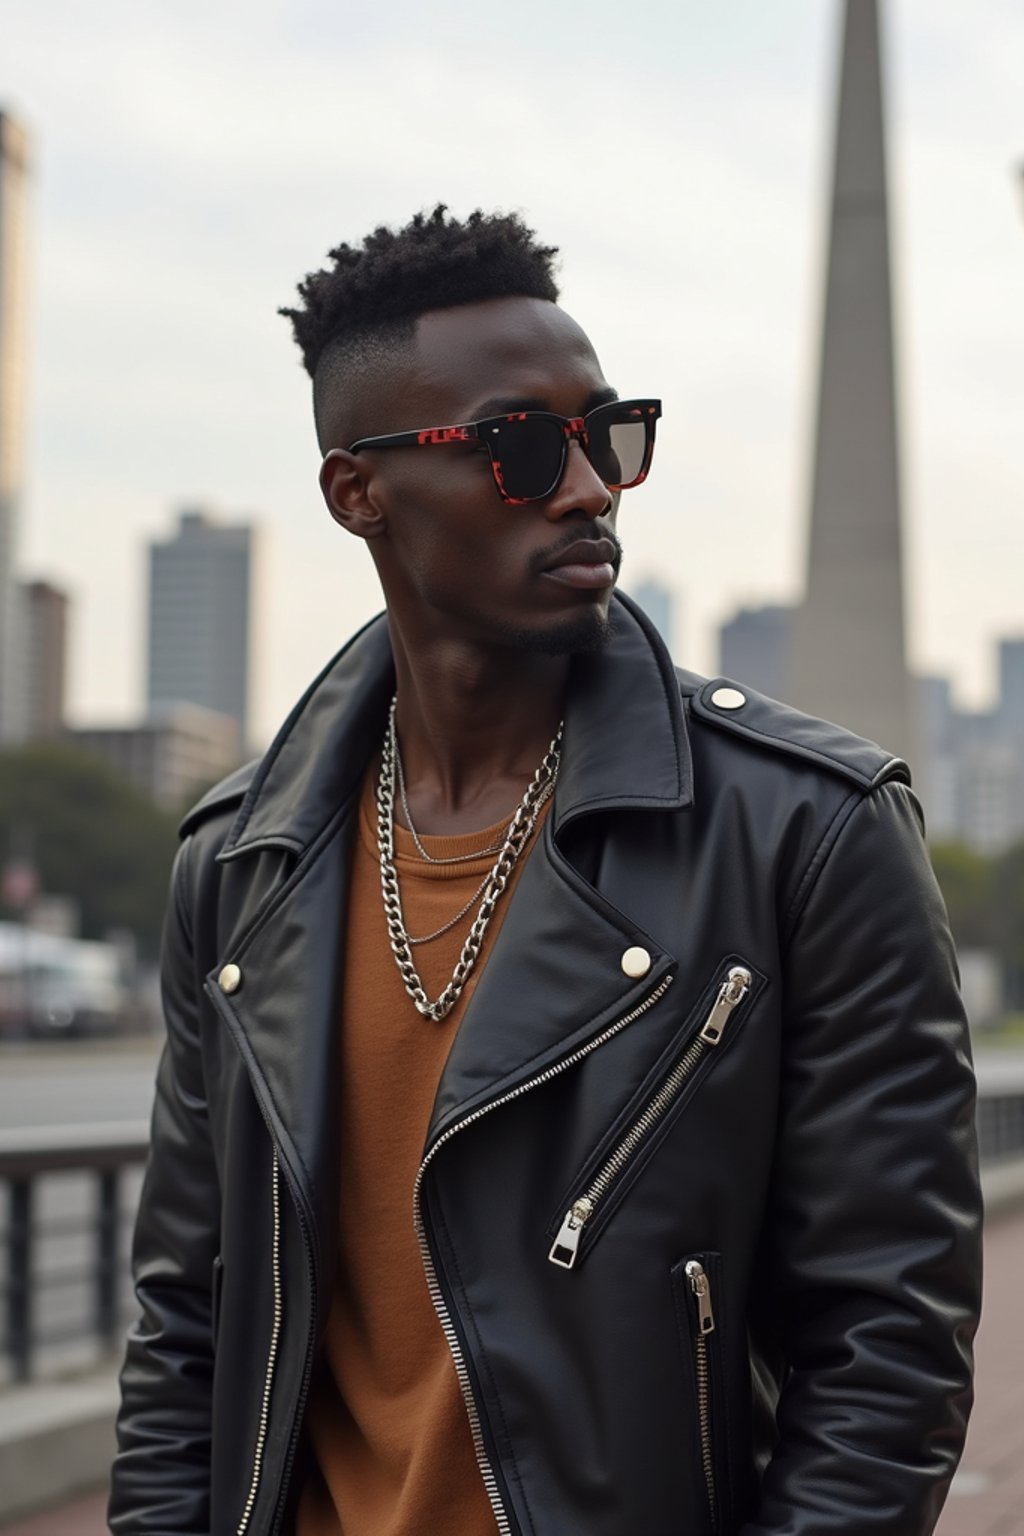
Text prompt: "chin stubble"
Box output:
[[492, 604, 615, 656]]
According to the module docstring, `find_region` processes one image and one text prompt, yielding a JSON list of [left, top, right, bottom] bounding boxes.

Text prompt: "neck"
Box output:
[[387, 629, 569, 836]]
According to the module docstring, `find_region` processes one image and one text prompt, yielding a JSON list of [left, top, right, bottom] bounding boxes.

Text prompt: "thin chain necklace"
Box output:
[[403, 775, 556, 947], [377, 697, 562, 1021], [393, 712, 510, 866]]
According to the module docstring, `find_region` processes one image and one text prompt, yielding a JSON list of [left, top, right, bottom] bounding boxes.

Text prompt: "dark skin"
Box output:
[[319, 295, 624, 835]]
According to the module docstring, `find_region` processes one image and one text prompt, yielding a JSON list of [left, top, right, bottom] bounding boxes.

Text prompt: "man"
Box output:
[[109, 206, 981, 1536]]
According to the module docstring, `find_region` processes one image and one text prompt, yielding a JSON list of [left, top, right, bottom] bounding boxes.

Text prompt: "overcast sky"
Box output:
[[3, 0, 1023, 746]]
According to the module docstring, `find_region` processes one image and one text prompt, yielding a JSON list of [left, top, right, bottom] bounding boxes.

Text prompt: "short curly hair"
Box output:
[[280, 204, 560, 381]]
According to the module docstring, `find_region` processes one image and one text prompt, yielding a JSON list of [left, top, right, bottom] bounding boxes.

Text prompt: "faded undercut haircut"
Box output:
[[279, 205, 561, 450]]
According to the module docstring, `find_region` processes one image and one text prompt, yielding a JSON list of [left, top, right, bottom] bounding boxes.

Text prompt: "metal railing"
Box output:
[[0, 1122, 148, 1382], [1, 1083, 1023, 1383]]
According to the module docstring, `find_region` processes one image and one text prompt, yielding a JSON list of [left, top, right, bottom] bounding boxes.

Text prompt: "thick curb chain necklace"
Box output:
[[402, 775, 556, 948], [377, 697, 563, 1021]]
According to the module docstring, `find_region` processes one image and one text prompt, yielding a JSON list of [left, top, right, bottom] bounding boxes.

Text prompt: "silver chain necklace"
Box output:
[[377, 697, 562, 1021], [402, 775, 557, 947], [394, 720, 510, 866]]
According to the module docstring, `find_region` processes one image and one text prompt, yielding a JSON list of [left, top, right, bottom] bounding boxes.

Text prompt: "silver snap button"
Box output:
[[218, 963, 242, 995], [710, 686, 746, 710], [621, 946, 652, 979]]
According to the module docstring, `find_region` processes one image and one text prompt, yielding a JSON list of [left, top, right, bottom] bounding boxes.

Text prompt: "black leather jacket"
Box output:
[[109, 593, 981, 1536]]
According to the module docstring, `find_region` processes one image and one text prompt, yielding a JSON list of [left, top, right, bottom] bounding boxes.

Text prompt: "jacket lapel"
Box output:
[[427, 592, 693, 1139], [206, 799, 358, 1297], [424, 817, 675, 1147]]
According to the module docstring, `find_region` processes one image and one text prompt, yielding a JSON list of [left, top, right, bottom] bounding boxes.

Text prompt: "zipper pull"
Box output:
[[699, 966, 752, 1045], [685, 1259, 716, 1334], [548, 1196, 595, 1269]]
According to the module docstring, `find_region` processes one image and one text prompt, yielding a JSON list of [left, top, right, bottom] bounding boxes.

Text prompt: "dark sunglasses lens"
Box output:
[[587, 408, 649, 489], [490, 417, 564, 500]]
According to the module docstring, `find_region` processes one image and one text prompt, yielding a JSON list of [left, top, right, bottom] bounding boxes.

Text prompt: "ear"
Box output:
[[319, 449, 387, 540]]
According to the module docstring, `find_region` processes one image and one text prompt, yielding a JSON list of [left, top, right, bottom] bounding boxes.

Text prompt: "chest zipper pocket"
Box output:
[[673, 1253, 728, 1535], [549, 964, 753, 1270]]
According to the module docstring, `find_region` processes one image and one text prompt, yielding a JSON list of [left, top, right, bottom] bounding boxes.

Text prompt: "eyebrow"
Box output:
[[469, 385, 620, 419]]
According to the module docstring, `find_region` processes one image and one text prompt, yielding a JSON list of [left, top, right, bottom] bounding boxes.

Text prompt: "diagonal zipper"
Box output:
[[549, 965, 752, 1270]]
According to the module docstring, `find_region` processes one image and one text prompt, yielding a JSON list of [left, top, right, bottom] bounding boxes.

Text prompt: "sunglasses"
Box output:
[[347, 397, 662, 505]]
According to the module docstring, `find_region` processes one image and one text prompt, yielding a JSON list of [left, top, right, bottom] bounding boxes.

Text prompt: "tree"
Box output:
[[928, 842, 994, 951], [992, 841, 1024, 1011], [0, 743, 179, 960]]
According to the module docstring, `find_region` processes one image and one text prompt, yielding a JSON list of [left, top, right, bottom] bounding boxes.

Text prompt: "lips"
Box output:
[[541, 537, 619, 592], [543, 538, 619, 572]]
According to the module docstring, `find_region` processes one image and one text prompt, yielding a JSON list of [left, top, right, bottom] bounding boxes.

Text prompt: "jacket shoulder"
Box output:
[[676, 669, 911, 792], [178, 759, 260, 840]]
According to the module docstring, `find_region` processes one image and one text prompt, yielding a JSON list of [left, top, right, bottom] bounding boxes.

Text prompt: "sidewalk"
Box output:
[[2, 1205, 1022, 1535], [935, 1202, 1024, 1536], [0, 1492, 107, 1536]]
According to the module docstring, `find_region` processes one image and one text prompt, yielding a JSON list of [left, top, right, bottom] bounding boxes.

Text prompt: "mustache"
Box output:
[[530, 528, 623, 577]]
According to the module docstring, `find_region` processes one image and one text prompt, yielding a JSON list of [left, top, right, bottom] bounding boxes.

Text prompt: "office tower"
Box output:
[[912, 674, 958, 841], [0, 111, 31, 742], [632, 579, 676, 656], [147, 508, 253, 749], [21, 578, 68, 738], [953, 738, 1024, 856], [788, 1, 916, 768], [997, 638, 1024, 739], [718, 604, 795, 701]]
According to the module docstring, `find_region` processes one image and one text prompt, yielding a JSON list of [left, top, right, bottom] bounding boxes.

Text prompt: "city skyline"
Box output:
[[716, 600, 1024, 852], [1, 0, 1022, 747]]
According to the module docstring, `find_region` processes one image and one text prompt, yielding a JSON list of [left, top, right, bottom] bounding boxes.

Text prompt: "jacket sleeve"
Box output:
[[108, 837, 219, 1534], [744, 778, 983, 1536]]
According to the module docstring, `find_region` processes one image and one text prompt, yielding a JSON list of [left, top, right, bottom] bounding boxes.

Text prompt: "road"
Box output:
[[3, 1037, 1022, 1132], [0, 1040, 160, 1130]]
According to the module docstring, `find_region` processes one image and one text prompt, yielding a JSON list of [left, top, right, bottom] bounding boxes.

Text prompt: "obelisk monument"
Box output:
[[788, 0, 916, 768]]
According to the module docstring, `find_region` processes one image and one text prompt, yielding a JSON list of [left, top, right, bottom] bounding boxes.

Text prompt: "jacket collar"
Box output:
[[218, 588, 692, 863]]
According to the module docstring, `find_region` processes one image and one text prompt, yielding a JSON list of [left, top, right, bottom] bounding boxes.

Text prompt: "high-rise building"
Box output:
[[147, 508, 254, 748], [718, 605, 795, 701], [0, 111, 32, 743], [631, 579, 676, 656], [997, 638, 1024, 740], [912, 674, 958, 841], [788, 1, 917, 769], [952, 738, 1024, 857], [21, 578, 68, 738], [909, 650, 1024, 854]]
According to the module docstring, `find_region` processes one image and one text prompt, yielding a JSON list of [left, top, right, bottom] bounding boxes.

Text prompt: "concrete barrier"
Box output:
[[0, 1368, 117, 1523]]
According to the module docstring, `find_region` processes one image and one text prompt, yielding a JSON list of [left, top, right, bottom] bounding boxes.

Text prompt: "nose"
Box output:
[[542, 439, 614, 522]]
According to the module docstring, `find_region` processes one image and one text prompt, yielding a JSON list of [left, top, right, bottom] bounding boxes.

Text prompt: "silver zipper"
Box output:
[[686, 1259, 718, 1531], [549, 965, 752, 1269], [237, 1151, 283, 1535], [413, 971, 674, 1536]]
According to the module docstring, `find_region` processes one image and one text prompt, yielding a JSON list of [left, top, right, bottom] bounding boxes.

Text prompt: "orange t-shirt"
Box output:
[[293, 762, 550, 1536]]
